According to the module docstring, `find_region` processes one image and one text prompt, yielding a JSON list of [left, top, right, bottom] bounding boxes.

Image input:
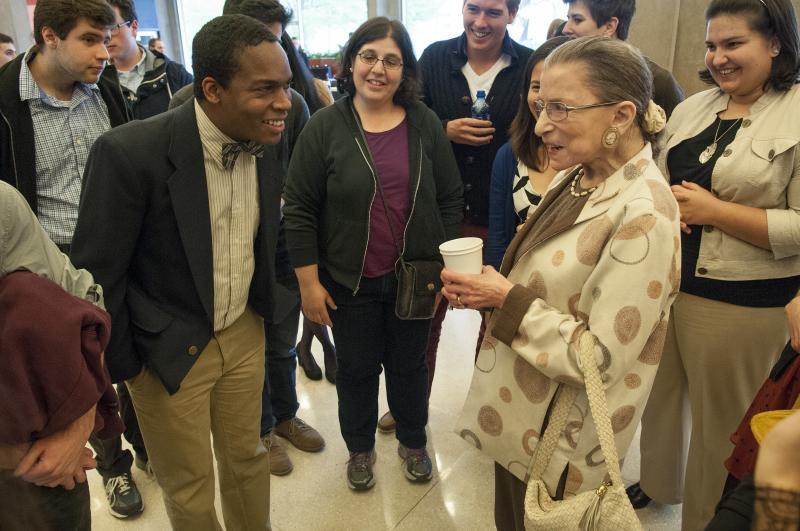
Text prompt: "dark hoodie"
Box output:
[[119, 46, 193, 120], [283, 95, 464, 292]]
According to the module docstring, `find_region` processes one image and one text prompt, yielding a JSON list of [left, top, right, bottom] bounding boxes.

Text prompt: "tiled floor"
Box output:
[[88, 309, 682, 530]]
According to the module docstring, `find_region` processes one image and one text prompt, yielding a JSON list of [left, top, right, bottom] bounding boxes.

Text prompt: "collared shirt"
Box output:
[[194, 100, 260, 331], [116, 45, 147, 95], [20, 49, 110, 246], [0, 181, 103, 307]]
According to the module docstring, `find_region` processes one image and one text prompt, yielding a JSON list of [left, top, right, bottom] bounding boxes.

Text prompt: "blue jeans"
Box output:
[[260, 299, 301, 436], [320, 269, 430, 452]]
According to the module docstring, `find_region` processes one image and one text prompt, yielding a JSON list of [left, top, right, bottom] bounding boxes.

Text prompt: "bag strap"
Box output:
[[528, 331, 624, 488], [349, 104, 405, 262], [527, 382, 579, 480]]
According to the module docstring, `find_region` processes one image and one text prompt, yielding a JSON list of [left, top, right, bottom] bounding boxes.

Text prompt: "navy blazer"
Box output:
[[71, 101, 283, 394]]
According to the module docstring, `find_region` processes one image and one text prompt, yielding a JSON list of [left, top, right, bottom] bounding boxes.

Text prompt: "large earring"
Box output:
[[602, 126, 619, 148]]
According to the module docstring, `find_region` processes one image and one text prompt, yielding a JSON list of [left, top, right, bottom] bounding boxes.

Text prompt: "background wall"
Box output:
[[630, 0, 800, 97], [4, 0, 800, 96], [0, 0, 35, 53]]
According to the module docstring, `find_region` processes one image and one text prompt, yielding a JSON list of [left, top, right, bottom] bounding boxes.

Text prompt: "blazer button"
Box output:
[[768, 149, 776, 160], [464, 183, 473, 192], [722, 149, 732, 157], [466, 156, 475, 164], [698, 267, 708, 275], [188, 345, 199, 356], [703, 225, 714, 233], [742, 119, 752, 128]]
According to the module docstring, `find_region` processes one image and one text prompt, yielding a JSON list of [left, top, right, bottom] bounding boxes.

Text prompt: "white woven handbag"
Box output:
[[524, 332, 643, 531]]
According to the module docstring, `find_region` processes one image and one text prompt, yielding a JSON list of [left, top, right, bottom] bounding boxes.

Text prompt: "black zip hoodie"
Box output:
[[0, 52, 130, 214], [283, 95, 464, 292]]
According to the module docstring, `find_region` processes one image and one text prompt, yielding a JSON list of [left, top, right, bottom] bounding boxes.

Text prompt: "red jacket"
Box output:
[[0, 271, 123, 445]]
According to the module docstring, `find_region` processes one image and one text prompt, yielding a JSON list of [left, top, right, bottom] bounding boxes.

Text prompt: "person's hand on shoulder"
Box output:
[[753, 411, 800, 531]]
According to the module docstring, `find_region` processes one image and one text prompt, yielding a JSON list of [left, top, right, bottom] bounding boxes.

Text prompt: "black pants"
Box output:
[[0, 471, 90, 530], [321, 270, 430, 452], [260, 300, 301, 436], [706, 475, 754, 531], [89, 383, 143, 479]]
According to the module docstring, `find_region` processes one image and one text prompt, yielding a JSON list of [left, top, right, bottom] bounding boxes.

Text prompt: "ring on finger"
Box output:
[[457, 295, 463, 306]]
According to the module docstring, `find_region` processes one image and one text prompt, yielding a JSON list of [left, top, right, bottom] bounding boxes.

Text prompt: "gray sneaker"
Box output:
[[398, 444, 432, 483], [347, 450, 376, 491]]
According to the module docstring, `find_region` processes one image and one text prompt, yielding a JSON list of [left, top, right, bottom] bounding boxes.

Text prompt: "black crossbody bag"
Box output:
[[352, 108, 442, 320]]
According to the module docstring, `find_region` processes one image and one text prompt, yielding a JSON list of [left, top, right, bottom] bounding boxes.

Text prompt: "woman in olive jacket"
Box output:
[[283, 17, 463, 491]]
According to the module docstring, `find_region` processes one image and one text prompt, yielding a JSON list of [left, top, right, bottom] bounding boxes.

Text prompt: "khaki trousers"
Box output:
[[127, 308, 270, 531], [639, 293, 786, 531]]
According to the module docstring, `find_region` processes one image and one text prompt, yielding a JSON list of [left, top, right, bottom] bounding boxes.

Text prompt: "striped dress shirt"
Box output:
[[195, 101, 260, 332]]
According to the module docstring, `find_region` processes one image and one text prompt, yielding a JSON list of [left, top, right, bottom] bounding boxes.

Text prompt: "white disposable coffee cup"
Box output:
[[439, 237, 484, 274]]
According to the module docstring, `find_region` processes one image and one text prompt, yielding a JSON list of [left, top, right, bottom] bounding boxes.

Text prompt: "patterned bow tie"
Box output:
[[221, 140, 265, 170]]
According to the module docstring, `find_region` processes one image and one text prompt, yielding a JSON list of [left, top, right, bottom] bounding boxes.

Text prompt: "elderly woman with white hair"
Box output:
[[445, 36, 681, 531]]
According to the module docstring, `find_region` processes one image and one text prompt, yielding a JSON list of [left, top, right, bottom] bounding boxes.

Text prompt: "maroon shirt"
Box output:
[[363, 118, 410, 278], [0, 271, 123, 446]]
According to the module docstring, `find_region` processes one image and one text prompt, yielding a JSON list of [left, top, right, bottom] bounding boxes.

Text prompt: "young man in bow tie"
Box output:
[[70, 14, 292, 529]]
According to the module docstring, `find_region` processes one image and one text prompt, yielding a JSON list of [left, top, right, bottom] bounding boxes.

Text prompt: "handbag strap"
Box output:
[[528, 331, 624, 488], [350, 104, 405, 263]]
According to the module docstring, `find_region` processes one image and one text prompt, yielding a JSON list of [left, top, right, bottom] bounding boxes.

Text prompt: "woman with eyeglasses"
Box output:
[[283, 17, 462, 491], [486, 36, 569, 269], [442, 36, 679, 531], [631, 0, 800, 528]]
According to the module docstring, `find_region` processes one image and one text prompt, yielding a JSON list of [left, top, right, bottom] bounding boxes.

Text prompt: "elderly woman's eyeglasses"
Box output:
[[110, 20, 132, 35], [357, 52, 403, 70], [533, 100, 620, 121]]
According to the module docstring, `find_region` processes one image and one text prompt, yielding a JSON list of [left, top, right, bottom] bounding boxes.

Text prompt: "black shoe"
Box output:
[[297, 342, 323, 380], [398, 444, 433, 483], [323, 344, 337, 384], [103, 471, 144, 518], [347, 450, 376, 491], [626, 482, 653, 510]]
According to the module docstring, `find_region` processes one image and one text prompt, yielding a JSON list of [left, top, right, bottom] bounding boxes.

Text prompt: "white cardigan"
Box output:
[[658, 85, 800, 280]]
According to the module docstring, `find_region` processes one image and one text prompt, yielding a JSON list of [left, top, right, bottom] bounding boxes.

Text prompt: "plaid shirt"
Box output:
[[20, 49, 111, 245]]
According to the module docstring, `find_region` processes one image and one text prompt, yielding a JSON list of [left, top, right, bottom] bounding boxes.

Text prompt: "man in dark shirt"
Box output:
[[561, 0, 684, 117], [105, 0, 192, 119]]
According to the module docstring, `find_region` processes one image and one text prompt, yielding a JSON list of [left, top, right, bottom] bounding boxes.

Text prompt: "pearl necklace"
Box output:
[[569, 168, 597, 198]]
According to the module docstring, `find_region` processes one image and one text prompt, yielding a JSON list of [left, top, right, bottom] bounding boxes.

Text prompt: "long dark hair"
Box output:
[[280, 33, 324, 114], [508, 36, 569, 171], [700, 0, 800, 91], [335, 17, 420, 108]]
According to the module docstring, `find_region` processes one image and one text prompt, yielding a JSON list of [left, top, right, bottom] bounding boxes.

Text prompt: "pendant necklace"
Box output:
[[699, 117, 743, 164]]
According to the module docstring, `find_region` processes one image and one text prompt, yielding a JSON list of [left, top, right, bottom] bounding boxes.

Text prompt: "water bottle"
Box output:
[[471, 90, 491, 121]]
